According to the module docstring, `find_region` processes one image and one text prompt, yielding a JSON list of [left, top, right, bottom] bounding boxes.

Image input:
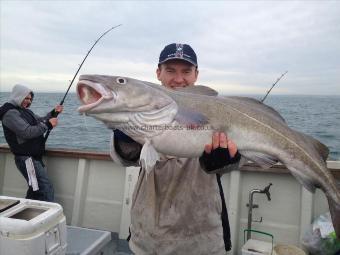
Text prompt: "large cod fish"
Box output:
[[76, 74, 340, 238]]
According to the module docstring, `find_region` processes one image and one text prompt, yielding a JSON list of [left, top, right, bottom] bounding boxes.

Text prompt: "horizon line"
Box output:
[[1, 91, 340, 97]]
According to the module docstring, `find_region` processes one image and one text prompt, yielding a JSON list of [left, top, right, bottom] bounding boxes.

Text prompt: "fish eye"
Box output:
[[116, 77, 127, 84]]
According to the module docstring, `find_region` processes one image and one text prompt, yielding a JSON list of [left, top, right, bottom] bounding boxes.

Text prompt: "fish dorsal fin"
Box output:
[[240, 150, 279, 169], [229, 96, 263, 105], [312, 139, 329, 161], [296, 131, 329, 161], [174, 85, 218, 96], [228, 96, 286, 123]]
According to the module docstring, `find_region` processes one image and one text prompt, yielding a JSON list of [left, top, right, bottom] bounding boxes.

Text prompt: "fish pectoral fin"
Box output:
[[174, 108, 209, 127], [240, 151, 278, 169], [287, 167, 316, 193], [140, 140, 160, 174]]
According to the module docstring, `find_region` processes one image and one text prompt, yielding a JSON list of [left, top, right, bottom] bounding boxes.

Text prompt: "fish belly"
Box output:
[[151, 128, 213, 157]]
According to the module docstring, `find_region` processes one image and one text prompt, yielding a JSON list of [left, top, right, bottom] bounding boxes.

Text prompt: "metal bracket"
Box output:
[[246, 203, 259, 209]]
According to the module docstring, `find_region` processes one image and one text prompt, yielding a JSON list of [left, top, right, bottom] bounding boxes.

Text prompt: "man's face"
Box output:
[[156, 60, 198, 89], [21, 93, 32, 108]]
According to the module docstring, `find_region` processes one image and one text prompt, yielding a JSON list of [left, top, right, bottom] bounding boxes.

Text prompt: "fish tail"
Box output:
[[327, 197, 340, 239]]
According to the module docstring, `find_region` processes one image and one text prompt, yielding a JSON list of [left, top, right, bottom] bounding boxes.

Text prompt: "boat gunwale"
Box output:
[[0, 144, 339, 177]]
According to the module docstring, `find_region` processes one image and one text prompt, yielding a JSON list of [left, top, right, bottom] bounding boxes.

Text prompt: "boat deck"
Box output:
[[65, 225, 133, 254], [99, 233, 132, 255]]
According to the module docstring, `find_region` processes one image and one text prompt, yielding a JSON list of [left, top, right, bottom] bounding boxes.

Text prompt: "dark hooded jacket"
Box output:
[[0, 84, 53, 159]]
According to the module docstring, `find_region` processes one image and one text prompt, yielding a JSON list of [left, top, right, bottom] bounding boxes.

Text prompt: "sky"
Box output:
[[1, 1, 339, 95]]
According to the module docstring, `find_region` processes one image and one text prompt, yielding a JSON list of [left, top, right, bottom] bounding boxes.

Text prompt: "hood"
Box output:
[[9, 84, 32, 107]]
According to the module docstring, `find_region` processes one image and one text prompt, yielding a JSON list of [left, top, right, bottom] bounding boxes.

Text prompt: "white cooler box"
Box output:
[[0, 196, 67, 255]]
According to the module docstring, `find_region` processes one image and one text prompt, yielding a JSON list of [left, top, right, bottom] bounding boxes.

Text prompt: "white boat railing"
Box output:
[[0, 144, 339, 254]]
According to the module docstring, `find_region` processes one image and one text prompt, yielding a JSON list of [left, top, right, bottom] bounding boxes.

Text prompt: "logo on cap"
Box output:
[[175, 44, 184, 58]]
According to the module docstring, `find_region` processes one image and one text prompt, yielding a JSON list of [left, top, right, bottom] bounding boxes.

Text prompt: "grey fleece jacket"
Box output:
[[1, 84, 51, 145]]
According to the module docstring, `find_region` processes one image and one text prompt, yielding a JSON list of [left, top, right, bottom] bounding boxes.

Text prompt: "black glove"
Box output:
[[113, 130, 143, 162], [50, 108, 58, 118], [199, 147, 241, 172]]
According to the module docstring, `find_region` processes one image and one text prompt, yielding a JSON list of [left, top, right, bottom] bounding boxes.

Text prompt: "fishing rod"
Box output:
[[261, 71, 288, 103], [44, 24, 122, 142]]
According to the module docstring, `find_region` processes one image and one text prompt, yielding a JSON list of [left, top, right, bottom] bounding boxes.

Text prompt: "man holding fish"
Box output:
[[77, 40, 340, 250], [111, 43, 241, 254]]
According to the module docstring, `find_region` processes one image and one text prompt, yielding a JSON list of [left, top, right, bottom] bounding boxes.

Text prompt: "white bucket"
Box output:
[[242, 239, 273, 255]]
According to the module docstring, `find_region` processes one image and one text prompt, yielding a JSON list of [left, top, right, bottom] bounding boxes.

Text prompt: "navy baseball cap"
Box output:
[[158, 43, 198, 66]]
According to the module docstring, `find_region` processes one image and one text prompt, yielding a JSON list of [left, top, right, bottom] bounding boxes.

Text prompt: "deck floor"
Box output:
[[65, 227, 133, 255], [101, 233, 133, 254]]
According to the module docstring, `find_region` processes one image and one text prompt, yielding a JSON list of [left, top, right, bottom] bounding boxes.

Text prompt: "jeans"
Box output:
[[14, 155, 54, 202]]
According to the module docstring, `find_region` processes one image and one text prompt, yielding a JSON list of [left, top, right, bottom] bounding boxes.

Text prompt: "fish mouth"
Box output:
[[77, 80, 114, 113]]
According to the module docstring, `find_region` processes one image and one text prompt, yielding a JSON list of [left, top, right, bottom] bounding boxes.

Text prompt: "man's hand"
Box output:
[[199, 132, 240, 172], [55, 105, 63, 113], [48, 118, 58, 128], [204, 132, 238, 158]]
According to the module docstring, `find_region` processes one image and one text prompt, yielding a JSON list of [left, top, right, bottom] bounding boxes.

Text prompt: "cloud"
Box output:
[[1, 1, 339, 95]]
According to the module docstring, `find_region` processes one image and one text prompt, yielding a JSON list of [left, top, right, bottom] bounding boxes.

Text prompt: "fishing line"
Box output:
[[82, 113, 89, 131]]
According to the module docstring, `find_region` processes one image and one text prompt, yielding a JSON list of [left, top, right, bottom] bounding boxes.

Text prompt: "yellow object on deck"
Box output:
[[274, 244, 306, 255]]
